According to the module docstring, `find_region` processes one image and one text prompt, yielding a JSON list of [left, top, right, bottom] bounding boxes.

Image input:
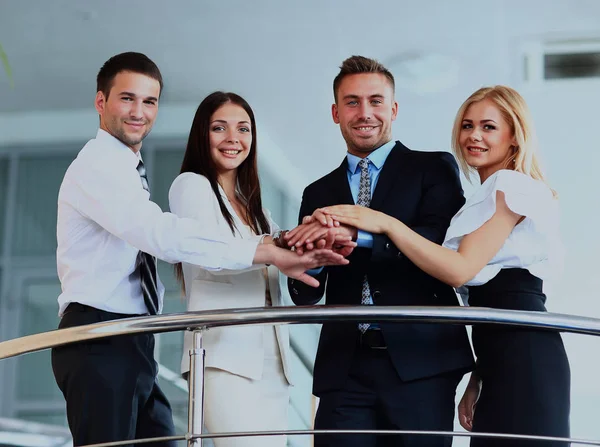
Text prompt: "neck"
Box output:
[[217, 170, 238, 199], [478, 166, 501, 184], [347, 138, 392, 158], [99, 123, 141, 153]]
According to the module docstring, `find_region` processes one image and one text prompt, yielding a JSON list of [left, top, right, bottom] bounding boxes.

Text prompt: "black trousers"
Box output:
[[314, 341, 461, 447], [51, 303, 176, 447]]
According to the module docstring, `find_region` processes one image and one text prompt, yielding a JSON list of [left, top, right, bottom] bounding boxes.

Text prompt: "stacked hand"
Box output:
[[284, 205, 392, 255]]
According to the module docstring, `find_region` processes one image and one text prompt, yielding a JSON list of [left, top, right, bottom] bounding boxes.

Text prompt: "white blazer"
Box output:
[[169, 172, 293, 383]]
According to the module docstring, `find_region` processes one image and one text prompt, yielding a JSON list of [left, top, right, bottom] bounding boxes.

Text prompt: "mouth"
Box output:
[[219, 148, 242, 157], [467, 146, 489, 153], [124, 121, 145, 129], [352, 125, 379, 135]]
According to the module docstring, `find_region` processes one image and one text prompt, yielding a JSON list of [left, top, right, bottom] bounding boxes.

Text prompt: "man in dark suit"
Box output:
[[287, 55, 474, 447]]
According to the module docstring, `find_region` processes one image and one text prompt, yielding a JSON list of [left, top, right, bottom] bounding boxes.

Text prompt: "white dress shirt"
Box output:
[[56, 129, 259, 316], [443, 169, 563, 286]]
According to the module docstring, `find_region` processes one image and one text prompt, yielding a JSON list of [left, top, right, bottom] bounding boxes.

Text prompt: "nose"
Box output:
[[227, 129, 239, 143], [470, 128, 482, 142], [357, 103, 372, 121], [129, 100, 143, 119]]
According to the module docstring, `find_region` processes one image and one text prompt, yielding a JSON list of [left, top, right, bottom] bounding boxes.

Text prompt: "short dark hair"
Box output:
[[96, 52, 163, 98], [333, 55, 395, 102]]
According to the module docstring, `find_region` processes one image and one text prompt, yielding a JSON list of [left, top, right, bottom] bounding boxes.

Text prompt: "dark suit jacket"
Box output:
[[288, 141, 475, 396]]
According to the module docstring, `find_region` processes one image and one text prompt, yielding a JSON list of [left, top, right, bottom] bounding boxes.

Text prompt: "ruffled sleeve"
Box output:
[[443, 170, 555, 250]]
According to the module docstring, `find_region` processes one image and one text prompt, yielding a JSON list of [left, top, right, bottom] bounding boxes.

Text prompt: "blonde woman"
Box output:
[[290, 86, 570, 446]]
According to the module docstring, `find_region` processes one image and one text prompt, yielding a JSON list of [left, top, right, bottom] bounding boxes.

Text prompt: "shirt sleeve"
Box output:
[[444, 170, 555, 250], [168, 172, 269, 275], [70, 155, 258, 271], [356, 230, 374, 248]]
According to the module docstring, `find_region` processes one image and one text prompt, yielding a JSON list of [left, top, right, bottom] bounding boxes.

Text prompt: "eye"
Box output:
[[239, 127, 251, 133], [121, 97, 133, 102], [144, 100, 156, 106], [371, 99, 383, 105], [461, 123, 472, 129], [484, 124, 496, 130], [347, 100, 358, 106], [212, 125, 226, 132]]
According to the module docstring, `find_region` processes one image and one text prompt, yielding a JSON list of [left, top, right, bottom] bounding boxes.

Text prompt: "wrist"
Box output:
[[272, 229, 290, 249], [254, 243, 278, 265], [382, 214, 394, 235]]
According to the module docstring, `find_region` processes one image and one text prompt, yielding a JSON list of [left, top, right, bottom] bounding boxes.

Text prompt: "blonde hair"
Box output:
[[451, 85, 553, 193]]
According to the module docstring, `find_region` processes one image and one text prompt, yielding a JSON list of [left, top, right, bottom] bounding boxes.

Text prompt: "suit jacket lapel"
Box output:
[[370, 142, 410, 210], [332, 158, 355, 205]]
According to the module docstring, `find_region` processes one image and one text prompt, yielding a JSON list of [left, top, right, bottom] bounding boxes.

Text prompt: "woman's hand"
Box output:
[[273, 246, 349, 287], [458, 377, 481, 431], [320, 205, 392, 235]]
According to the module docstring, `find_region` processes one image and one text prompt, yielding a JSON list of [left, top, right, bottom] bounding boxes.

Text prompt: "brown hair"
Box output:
[[96, 52, 163, 99], [174, 92, 270, 289], [333, 55, 395, 102]]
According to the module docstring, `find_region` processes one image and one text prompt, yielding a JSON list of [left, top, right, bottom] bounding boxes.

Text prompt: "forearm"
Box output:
[[383, 218, 470, 287]]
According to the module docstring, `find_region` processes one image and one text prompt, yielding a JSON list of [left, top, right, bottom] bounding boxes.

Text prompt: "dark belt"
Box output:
[[62, 302, 96, 315], [62, 302, 145, 319], [358, 328, 387, 349]]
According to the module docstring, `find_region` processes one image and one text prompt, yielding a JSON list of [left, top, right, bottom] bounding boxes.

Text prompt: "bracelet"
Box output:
[[272, 229, 290, 249]]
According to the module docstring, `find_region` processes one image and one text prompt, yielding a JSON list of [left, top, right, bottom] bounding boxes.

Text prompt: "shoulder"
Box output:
[[303, 166, 343, 196], [485, 170, 553, 202], [67, 138, 139, 188], [169, 173, 216, 208], [170, 172, 212, 194], [404, 149, 459, 170]]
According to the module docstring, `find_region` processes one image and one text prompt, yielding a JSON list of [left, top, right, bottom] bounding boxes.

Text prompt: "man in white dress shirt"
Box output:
[[51, 52, 346, 446]]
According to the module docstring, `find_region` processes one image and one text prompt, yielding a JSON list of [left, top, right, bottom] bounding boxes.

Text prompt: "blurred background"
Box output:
[[0, 0, 599, 445]]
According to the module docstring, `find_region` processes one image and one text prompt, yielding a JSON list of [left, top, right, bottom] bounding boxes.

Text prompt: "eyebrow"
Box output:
[[119, 91, 158, 102], [342, 94, 385, 100], [462, 118, 498, 124], [211, 119, 251, 125]]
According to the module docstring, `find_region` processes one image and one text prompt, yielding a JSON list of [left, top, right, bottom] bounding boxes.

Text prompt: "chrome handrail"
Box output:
[[1, 305, 600, 360], [0, 305, 597, 446]]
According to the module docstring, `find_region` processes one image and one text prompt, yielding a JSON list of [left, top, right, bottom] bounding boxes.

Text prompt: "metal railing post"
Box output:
[[187, 329, 205, 447]]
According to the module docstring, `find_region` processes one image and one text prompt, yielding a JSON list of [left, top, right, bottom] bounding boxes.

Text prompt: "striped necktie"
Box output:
[[357, 158, 373, 333], [136, 160, 160, 315]]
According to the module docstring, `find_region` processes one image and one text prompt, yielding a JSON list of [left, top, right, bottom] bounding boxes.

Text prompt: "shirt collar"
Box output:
[[346, 140, 396, 174], [96, 128, 142, 167]]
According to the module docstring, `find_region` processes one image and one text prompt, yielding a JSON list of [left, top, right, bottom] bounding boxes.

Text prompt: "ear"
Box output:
[[391, 100, 398, 121], [332, 103, 340, 124], [94, 91, 106, 116]]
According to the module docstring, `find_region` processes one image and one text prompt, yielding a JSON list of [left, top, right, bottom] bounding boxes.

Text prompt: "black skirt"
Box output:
[[467, 268, 571, 447]]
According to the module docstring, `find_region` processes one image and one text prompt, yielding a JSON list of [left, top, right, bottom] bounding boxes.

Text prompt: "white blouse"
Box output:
[[443, 169, 562, 286]]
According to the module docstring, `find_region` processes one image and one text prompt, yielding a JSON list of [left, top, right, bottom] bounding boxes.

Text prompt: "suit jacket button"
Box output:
[[385, 242, 390, 249], [397, 252, 402, 258], [292, 288, 299, 295], [373, 291, 381, 300]]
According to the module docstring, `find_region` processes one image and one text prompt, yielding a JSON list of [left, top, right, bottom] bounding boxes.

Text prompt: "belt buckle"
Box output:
[[360, 328, 387, 350]]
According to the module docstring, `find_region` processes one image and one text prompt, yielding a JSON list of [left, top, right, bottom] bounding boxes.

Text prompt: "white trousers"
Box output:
[[203, 326, 290, 447]]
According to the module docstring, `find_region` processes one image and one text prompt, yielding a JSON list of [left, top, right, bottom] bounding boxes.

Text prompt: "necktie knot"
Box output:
[[358, 158, 370, 173]]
